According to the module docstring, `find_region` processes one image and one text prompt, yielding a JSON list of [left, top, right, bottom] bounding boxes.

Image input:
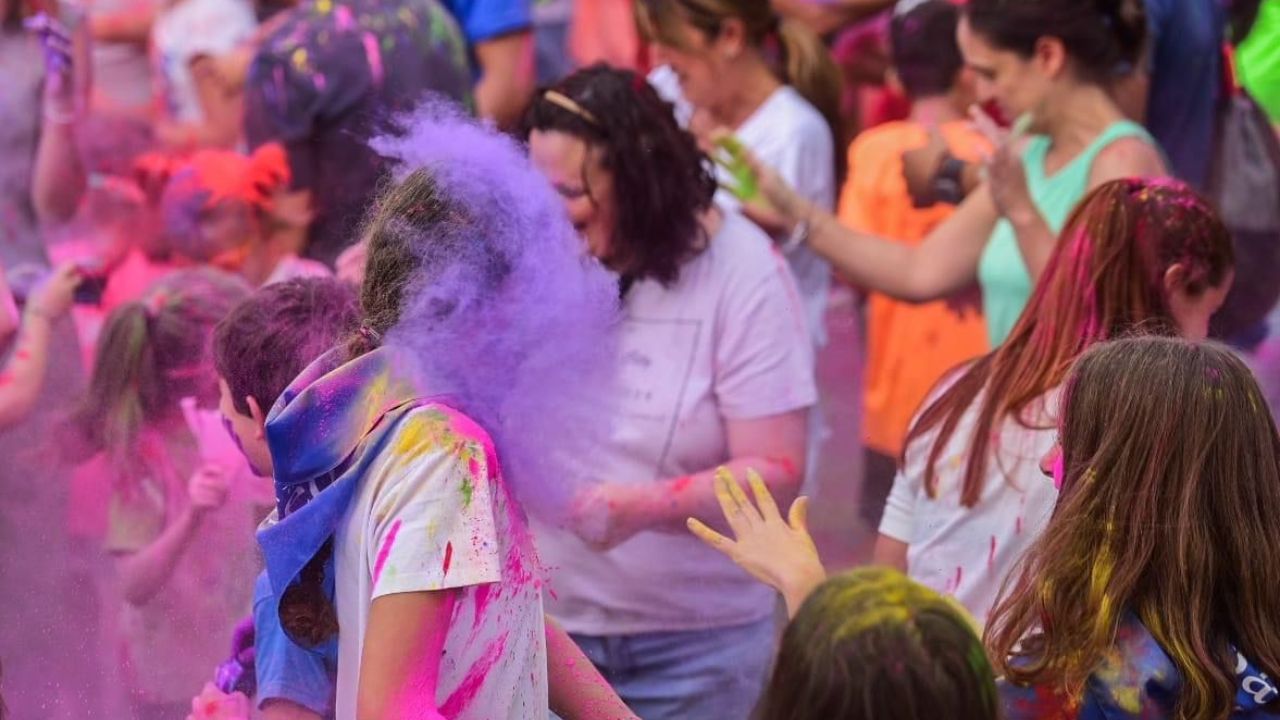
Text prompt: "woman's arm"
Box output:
[[357, 590, 458, 720], [0, 264, 81, 429], [752, 153, 999, 303], [871, 534, 909, 571], [116, 464, 228, 605], [32, 9, 89, 224], [546, 617, 637, 719], [570, 409, 809, 550]]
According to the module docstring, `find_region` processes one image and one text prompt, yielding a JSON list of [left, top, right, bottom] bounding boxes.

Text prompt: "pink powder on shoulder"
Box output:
[[373, 518, 403, 585]]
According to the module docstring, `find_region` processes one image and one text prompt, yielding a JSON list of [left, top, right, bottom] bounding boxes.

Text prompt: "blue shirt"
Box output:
[[1143, 0, 1225, 190], [253, 571, 338, 717], [442, 0, 531, 44]]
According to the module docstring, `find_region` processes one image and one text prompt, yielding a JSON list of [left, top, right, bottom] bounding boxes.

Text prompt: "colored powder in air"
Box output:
[[374, 102, 621, 525]]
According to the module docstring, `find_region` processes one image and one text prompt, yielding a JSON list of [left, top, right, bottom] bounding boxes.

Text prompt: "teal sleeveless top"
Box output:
[[977, 120, 1154, 346]]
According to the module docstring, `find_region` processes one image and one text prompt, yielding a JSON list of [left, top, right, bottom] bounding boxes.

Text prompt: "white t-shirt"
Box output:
[[334, 405, 548, 720], [537, 210, 817, 636], [152, 0, 257, 123], [649, 65, 835, 347], [879, 382, 1060, 627]]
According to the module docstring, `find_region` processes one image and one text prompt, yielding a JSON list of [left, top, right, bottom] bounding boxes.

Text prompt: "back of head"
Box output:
[[891, 0, 964, 100], [214, 277, 360, 416], [522, 64, 717, 286], [161, 144, 291, 263], [988, 336, 1280, 719], [72, 268, 251, 470], [964, 0, 1146, 82], [908, 178, 1234, 506], [760, 567, 999, 720], [636, 0, 843, 147]]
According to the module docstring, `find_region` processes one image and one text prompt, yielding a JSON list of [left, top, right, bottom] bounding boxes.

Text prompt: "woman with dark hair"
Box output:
[[751, 0, 1168, 347], [525, 65, 815, 718]]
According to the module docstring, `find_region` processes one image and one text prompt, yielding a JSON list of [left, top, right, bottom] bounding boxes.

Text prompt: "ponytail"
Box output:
[[68, 303, 162, 482], [774, 17, 845, 175]]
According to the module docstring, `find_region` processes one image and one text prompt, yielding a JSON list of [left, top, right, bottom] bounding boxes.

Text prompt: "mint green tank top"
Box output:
[[977, 120, 1154, 346]]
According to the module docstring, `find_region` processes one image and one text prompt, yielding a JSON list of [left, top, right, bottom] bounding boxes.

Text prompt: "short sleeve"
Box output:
[[366, 409, 502, 599], [713, 229, 817, 419], [243, 51, 319, 190], [447, 0, 532, 43], [252, 572, 334, 715], [877, 466, 918, 543]]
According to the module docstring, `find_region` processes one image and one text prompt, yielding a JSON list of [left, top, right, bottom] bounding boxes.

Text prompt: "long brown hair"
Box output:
[[67, 269, 250, 485], [636, 0, 843, 153], [986, 336, 1280, 719], [905, 178, 1234, 506], [759, 567, 998, 720]]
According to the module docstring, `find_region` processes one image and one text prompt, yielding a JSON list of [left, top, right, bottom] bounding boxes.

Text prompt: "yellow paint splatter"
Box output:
[[290, 47, 308, 72], [316, 0, 332, 13]]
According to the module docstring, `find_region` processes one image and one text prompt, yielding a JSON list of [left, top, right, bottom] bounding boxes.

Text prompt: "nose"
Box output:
[[1040, 444, 1063, 489]]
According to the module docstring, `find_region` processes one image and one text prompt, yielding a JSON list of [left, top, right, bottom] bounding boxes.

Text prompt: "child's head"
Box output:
[[910, 178, 1235, 506], [160, 144, 291, 272], [988, 336, 1280, 719], [890, 0, 968, 102], [759, 567, 998, 720], [213, 277, 359, 476], [71, 268, 250, 470]]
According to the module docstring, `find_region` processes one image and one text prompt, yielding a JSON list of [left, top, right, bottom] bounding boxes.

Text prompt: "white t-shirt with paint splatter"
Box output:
[[878, 383, 1060, 628], [333, 404, 548, 720]]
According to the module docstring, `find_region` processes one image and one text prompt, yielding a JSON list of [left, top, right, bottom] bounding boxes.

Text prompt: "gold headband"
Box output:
[[543, 90, 599, 126]]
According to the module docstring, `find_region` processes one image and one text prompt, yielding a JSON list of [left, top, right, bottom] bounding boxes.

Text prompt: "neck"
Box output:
[[1038, 82, 1126, 154], [908, 94, 966, 125], [712, 54, 783, 129]]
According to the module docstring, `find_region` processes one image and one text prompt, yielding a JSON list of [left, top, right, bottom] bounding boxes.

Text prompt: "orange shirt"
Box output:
[[839, 120, 990, 456]]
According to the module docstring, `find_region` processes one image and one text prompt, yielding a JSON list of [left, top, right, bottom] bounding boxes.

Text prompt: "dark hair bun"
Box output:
[[1096, 0, 1147, 67], [965, 0, 1149, 81]]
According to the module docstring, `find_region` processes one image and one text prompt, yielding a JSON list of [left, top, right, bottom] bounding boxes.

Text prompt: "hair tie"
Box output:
[[543, 90, 600, 126], [358, 324, 382, 344]]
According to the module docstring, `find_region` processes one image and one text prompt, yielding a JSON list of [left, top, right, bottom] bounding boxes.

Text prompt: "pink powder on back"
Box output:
[[442, 541, 454, 576], [373, 518, 403, 585]]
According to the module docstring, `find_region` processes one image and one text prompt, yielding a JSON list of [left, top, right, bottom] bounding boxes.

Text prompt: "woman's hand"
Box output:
[[568, 482, 653, 552], [971, 105, 1035, 224], [188, 463, 231, 517], [27, 263, 83, 320], [25, 13, 77, 117], [687, 467, 826, 617]]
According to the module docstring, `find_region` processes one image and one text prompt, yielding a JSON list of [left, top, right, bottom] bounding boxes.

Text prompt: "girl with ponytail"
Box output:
[[67, 268, 259, 720], [160, 143, 328, 287], [638, 0, 841, 348]]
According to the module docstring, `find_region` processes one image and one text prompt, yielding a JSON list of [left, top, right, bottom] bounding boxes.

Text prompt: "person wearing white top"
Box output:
[[684, 179, 1236, 633], [526, 67, 816, 719]]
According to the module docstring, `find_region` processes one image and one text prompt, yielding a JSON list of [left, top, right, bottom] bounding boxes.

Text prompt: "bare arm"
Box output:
[[546, 617, 637, 719], [155, 55, 244, 150], [472, 31, 535, 130], [115, 465, 228, 605], [804, 185, 1000, 302], [572, 409, 810, 550], [32, 10, 89, 224], [89, 2, 155, 44], [871, 534, 908, 571], [0, 264, 80, 429], [357, 590, 458, 720]]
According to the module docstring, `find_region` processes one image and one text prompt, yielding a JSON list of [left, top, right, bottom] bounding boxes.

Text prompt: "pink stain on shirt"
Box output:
[[671, 476, 693, 493], [442, 541, 453, 576], [373, 518, 403, 585], [988, 536, 997, 569], [439, 632, 508, 717]]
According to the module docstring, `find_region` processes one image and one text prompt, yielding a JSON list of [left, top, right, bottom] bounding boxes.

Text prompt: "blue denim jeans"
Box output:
[[568, 615, 778, 720]]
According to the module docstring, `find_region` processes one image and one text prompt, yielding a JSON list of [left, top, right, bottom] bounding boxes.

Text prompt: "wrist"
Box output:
[[23, 303, 56, 325], [779, 561, 826, 615]]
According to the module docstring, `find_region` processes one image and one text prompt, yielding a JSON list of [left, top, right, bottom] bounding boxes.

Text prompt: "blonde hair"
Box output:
[[637, 0, 843, 148]]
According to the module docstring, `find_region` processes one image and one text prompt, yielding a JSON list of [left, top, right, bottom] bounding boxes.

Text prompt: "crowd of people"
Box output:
[[0, 0, 1279, 718]]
